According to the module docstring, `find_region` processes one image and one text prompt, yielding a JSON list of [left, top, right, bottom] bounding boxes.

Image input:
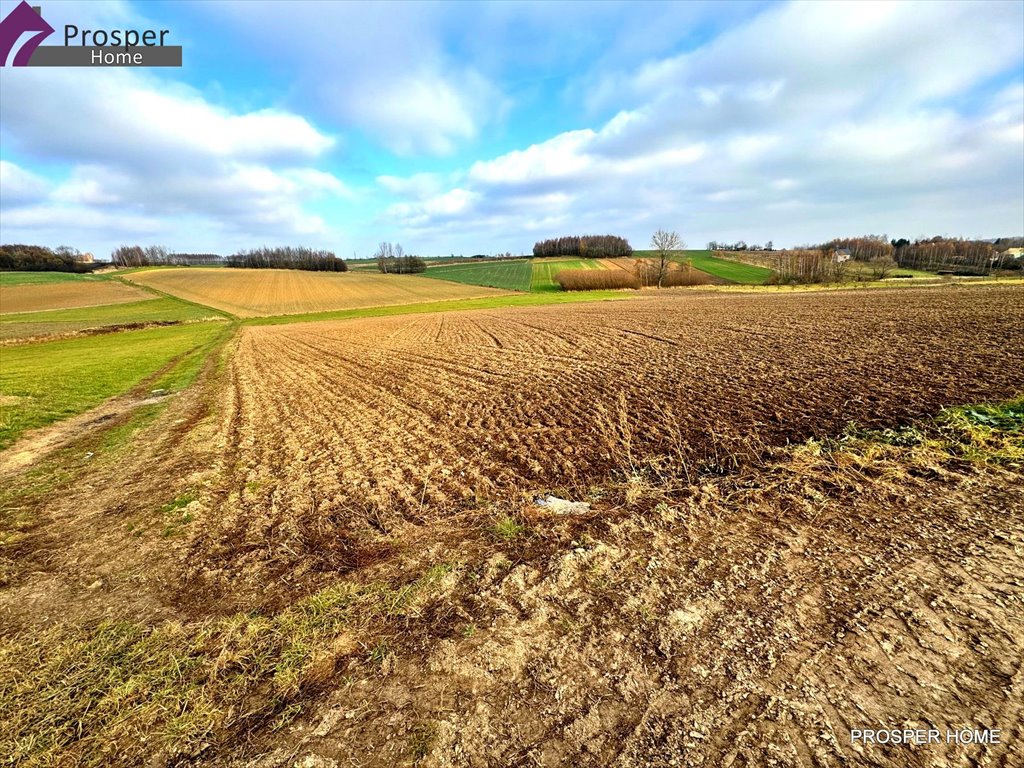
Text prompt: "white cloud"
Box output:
[[341, 70, 503, 156], [0, 67, 348, 251], [380, 0, 1024, 251], [0, 68, 333, 164], [469, 130, 595, 185], [0, 160, 49, 206], [2, 0, 1020, 257], [198, 2, 508, 157]]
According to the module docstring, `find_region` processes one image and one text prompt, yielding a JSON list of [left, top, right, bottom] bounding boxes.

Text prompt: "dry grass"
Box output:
[[633, 260, 714, 287], [0, 564, 456, 766], [662, 266, 712, 287], [555, 269, 640, 290], [124, 268, 513, 317], [597, 259, 714, 288], [0, 281, 152, 314]]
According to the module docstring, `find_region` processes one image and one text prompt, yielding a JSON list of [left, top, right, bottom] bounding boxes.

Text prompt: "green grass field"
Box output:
[[0, 297, 226, 340], [0, 271, 108, 286], [245, 289, 635, 327], [0, 322, 229, 449], [632, 250, 774, 284], [419, 260, 532, 291], [840, 261, 938, 279], [530, 259, 604, 292]]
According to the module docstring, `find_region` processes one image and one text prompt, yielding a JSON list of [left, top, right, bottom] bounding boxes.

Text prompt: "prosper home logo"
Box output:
[[0, 1, 181, 67]]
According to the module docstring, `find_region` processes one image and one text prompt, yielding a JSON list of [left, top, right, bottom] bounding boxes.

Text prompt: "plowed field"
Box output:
[[0, 280, 151, 314], [3, 284, 1023, 767], [125, 268, 511, 317], [198, 286, 1024, 597]]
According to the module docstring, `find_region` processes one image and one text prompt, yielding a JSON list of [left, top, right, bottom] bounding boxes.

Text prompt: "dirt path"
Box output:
[[0, 336, 217, 475], [0, 390, 171, 475]]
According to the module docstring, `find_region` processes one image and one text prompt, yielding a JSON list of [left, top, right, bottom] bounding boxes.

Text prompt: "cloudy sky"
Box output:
[[1, 0, 1021, 258]]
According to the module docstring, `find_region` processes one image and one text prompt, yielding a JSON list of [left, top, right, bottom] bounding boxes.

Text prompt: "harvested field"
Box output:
[[193, 285, 1024, 604], [0, 279, 152, 314], [124, 268, 512, 317]]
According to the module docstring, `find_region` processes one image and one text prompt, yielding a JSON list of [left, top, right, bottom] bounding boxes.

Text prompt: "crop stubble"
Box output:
[[0, 280, 151, 314], [125, 268, 511, 317], [197, 286, 1024, 595]]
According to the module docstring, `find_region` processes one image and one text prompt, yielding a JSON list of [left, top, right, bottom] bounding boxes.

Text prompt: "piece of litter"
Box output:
[[533, 494, 591, 515]]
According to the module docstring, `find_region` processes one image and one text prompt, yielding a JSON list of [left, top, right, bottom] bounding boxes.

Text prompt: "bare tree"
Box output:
[[111, 245, 147, 267], [375, 241, 395, 273], [650, 229, 683, 288], [868, 256, 897, 280], [374, 241, 425, 273]]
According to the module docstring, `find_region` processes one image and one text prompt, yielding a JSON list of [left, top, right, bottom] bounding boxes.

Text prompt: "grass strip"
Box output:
[[244, 289, 636, 327], [0, 298, 226, 341], [0, 322, 231, 449]]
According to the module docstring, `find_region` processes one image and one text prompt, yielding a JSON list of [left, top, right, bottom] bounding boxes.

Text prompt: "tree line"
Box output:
[[532, 235, 632, 258], [374, 242, 426, 273], [823, 236, 1010, 275], [715, 234, 1018, 277], [107, 245, 346, 271], [708, 240, 773, 251], [0, 244, 100, 272], [891, 237, 1000, 275], [225, 246, 347, 271]]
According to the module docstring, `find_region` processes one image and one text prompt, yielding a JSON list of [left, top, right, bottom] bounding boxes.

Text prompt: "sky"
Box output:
[[0, 0, 1022, 258]]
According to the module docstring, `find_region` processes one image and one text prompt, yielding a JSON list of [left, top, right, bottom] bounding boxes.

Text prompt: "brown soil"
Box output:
[[181, 286, 1024, 609], [1, 285, 1022, 766], [237, 440, 1024, 768]]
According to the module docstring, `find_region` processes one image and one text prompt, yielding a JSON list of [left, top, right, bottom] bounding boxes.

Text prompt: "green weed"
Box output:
[[493, 516, 525, 541]]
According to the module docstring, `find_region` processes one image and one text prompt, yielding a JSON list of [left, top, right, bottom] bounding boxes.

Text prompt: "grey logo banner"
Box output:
[[29, 45, 182, 67]]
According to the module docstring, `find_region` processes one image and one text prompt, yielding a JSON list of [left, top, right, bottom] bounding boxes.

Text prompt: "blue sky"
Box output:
[[1, 0, 1022, 258]]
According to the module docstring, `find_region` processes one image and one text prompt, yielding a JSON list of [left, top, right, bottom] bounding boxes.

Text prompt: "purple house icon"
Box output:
[[0, 1, 55, 66]]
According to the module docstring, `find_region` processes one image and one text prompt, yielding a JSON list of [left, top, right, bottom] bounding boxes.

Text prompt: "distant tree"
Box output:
[[765, 240, 774, 251], [650, 229, 683, 288], [226, 246, 346, 271], [375, 241, 395, 273], [375, 241, 425, 273], [868, 256, 897, 280], [144, 245, 169, 264], [112, 245, 147, 267], [532, 234, 632, 258], [1, 244, 99, 272], [53, 245, 81, 260]]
